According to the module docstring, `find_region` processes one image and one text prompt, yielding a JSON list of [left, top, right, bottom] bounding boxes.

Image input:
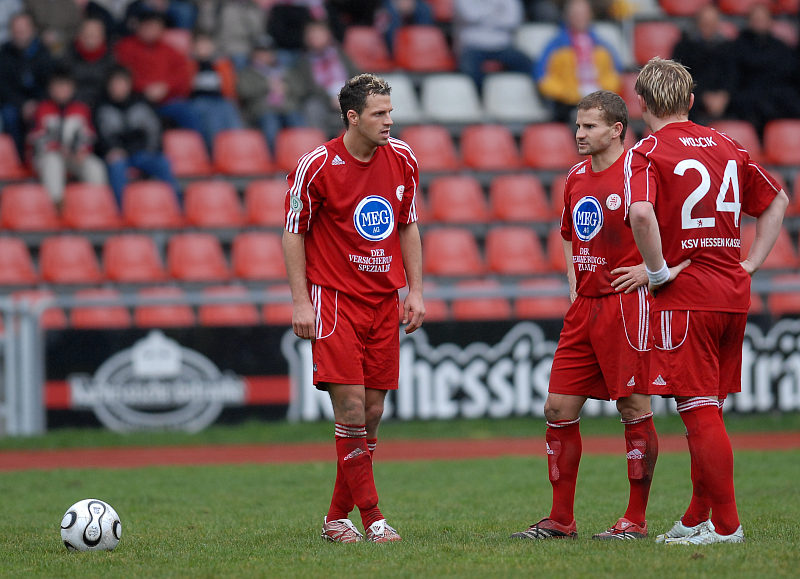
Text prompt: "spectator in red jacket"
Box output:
[[115, 10, 201, 133], [28, 67, 108, 204]]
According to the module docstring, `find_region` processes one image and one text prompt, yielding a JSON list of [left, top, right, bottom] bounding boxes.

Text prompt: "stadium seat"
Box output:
[[70, 288, 132, 329], [619, 71, 642, 120], [718, 0, 764, 14], [767, 274, 800, 317], [213, 129, 273, 175], [397, 125, 459, 171], [660, 0, 712, 16], [274, 127, 327, 173], [427, 176, 490, 223], [39, 235, 103, 284], [134, 286, 195, 328], [393, 26, 456, 72], [515, 278, 571, 320], [521, 123, 581, 170], [231, 231, 286, 281], [184, 180, 244, 228], [103, 234, 167, 283], [740, 222, 798, 270], [343, 26, 394, 71], [514, 23, 559, 61], [788, 179, 800, 217], [198, 285, 261, 327], [163, 129, 214, 177], [486, 226, 549, 275], [262, 284, 294, 325], [244, 179, 288, 226], [0, 133, 32, 179], [763, 119, 800, 165], [712, 120, 763, 163], [460, 124, 521, 171], [422, 228, 485, 276], [550, 173, 568, 217], [381, 73, 425, 125], [427, 0, 454, 21], [749, 290, 765, 315], [0, 238, 38, 285], [166, 233, 230, 282], [420, 74, 483, 124], [547, 228, 568, 273], [483, 73, 550, 124], [122, 181, 183, 228], [0, 183, 60, 231], [61, 183, 122, 230], [451, 279, 512, 321], [12, 289, 67, 329], [633, 21, 681, 66], [408, 281, 449, 322], [489, 174, 553, 222]]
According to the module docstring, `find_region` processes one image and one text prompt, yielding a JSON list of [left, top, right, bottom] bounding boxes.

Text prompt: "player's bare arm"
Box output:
[[561, 238, 577, 303], [740, 189, 789, 276], [628, 200, 690, 293], [398, 221, 425, 334], [281, 230, 316, 340]]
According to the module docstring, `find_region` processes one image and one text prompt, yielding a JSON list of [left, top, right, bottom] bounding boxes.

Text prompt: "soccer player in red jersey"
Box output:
[[625, 58, 789, 544], [282, 73, 425, 543], [512, 91, 684, 541]]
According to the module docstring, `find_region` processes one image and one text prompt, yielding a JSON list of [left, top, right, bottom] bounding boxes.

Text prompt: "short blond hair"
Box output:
[[634, 57, 694, 118]]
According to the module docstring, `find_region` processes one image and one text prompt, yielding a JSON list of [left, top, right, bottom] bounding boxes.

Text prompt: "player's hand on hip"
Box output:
[[740, 258, 757, 276], [292, 301, 316, 341], [648, 259, 691, 294], [403, 290, 425, 334], [610, 263, 648, 293]]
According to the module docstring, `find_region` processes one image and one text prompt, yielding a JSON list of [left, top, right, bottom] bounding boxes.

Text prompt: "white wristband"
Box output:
[[646, 261, 669, 285]]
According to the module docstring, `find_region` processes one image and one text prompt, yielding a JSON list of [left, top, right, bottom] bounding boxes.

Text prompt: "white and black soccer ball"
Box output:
[[60, 498, 122, 552]]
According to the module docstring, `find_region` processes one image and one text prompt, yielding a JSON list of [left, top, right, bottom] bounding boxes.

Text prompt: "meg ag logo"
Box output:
[[354, 195, 394, 241], [572, 196, 604, 242]]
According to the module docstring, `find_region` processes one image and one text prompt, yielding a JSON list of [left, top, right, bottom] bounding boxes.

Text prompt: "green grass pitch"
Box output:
[[0, 415, 799, 578]]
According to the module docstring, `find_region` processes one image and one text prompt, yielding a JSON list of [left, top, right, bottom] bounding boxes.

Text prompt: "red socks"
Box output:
[[678, 399, 740, 535], [546, 418, 582, 526], [327, 423, 383, 529], [622, 412, 658, 526]]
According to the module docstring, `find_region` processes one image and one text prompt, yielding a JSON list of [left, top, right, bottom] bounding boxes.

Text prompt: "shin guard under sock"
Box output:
[[622, 412, 658, 526], [546, 418, 581, 526], [334, 423, 383, 529]]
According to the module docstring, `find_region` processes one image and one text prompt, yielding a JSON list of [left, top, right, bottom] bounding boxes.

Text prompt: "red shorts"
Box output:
[[310, 284, 400, 390], [648, 310, 746, 399], [549, 289, 651, 401]]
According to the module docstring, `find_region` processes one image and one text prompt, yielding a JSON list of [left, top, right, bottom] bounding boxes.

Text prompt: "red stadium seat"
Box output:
[[422, 228, 485, 276], [428, 176, 489, 223], [712, 120, 763, 163], [184, 180, 244, 228], [122, 181, 183, 229], [408, 281, 449, 322], [397, 125, 459, 172], [62, 183, 122, 230], [198, 285, 261, 326], [633, 21, 681, 66], [343, 26, 394, 71], [521, 123, 581, 170], [274, 127, 327, 173], [262, 284, 294, 325], [103, 234, 167, 283], [0, 238, 38, 285], [244, 179, 288, 226], [547, 228, 568, 273], [0, 183, 60, 231], [619, 72, 642, 120], [166, 233, 230, 282], [740, 222, 798, 269], [763, 119, 800, 165], [486, 227, 549, 275], [0, 134, 33, 179], [788, 179, 800, 217], [489, 174, 553, 222], [749, 290, 765, 315], [12, 289, 67, 329], [163, 129, 214, 177], [428, 0, 454, 22], [231, 231, 286, 281], [718, 0, 765, 15], [515, 278, 571, 319], [134, 286, 195, 327], [39, 235, 103, 284], [660, 0, 712, 16], [767, 274, 800, 317], [550, 173, 568, 218], [460, 124, 521, 170], [394, 26, 456, 72], [70, 288, 132, 329], [213, 129, 273, 175], [451, 279, 511, 321]]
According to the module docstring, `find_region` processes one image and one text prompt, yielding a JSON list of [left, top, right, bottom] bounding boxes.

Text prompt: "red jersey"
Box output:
[[561, 154, 641, 297], [624, 121, 781, 313], [284, 135, 419, 304]]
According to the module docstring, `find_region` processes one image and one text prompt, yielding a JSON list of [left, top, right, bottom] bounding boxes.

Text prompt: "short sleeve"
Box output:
[[391, 139, 420, 224], [284, 146, 327, 234], [623, 137, 659, 221], [741, 160, 782, 217], [560, 178, 573, 242]]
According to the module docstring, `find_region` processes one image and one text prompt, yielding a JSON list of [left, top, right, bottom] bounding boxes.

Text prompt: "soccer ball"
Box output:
[[60, 498, 122, 552]]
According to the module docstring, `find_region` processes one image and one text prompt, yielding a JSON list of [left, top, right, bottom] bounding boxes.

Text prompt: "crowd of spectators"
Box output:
[[1, 0, 799, 206]]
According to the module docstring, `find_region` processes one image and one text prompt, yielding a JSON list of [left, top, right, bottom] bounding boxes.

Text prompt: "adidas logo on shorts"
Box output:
[[652, 375, 667, 386], [626, 376, 636, 387]]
